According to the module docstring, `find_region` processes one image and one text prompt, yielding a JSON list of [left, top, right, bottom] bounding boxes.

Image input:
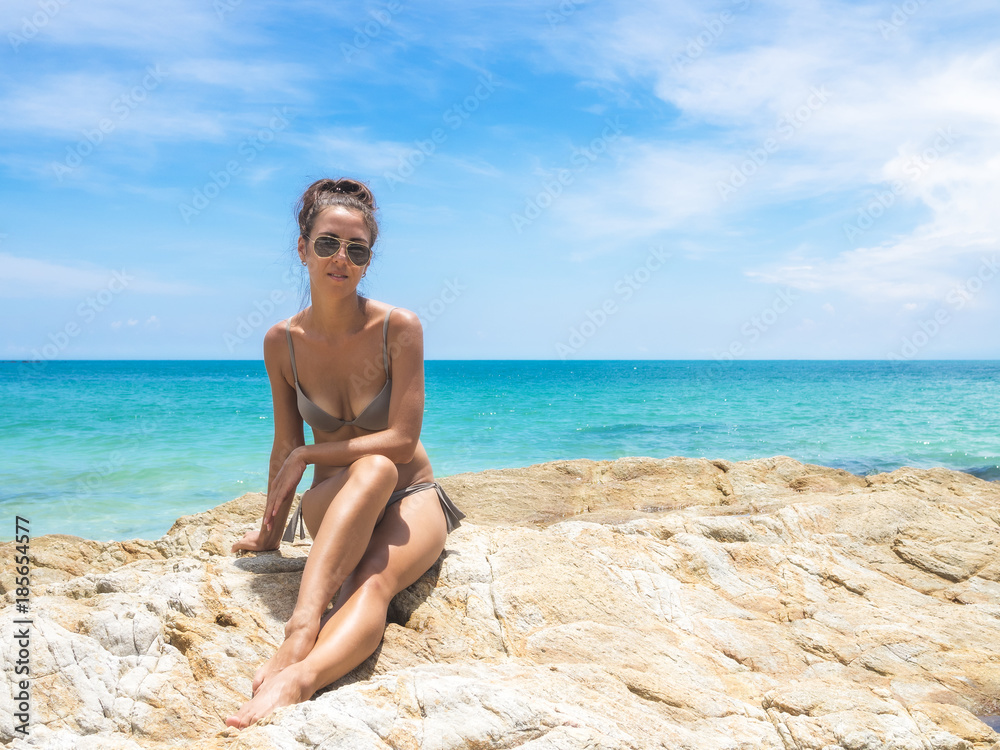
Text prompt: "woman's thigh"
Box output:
[[299, 455, 397, 538], [335, 487, 448, 611]]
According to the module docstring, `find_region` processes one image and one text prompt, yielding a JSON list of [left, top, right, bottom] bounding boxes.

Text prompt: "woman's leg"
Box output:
[[249, 454, 398, 694], [225, 486, 447, 729]]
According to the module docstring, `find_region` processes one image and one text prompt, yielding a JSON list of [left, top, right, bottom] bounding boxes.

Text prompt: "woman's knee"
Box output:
[[349, 453, 398, 487]]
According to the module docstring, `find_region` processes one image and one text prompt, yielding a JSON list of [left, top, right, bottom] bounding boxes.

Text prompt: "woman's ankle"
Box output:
[[286, 660, 321, 701], [284, 614, 320, 640]]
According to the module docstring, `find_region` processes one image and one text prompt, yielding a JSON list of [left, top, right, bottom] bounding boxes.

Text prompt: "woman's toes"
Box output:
[[224, 712, 246, 729]]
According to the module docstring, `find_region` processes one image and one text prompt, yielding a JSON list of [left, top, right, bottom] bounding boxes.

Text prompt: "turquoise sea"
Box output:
[[1, 360, 997, 541]]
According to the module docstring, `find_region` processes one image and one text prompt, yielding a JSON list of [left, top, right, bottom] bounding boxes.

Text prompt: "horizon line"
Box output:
[[4, 358, 999, 364]]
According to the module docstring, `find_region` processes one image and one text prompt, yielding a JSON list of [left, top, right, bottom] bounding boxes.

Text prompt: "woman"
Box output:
[[226, 178, 464, 729]]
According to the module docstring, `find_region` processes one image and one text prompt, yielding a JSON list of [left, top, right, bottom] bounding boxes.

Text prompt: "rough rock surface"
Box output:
[[2, 455, 999, 749]]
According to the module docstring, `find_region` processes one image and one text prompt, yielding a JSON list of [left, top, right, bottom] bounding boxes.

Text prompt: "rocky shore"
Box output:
[[2, 455, 999, 749]]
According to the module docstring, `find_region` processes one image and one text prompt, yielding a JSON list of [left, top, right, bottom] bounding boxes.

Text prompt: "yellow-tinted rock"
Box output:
[[2, 456, 998, 749]]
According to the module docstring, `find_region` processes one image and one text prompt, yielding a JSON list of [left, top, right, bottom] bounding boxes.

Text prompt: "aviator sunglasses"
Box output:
[[308, 235, 372, 266]]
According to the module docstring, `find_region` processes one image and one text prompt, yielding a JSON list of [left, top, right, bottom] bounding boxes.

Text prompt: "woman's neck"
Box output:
[[304, 293, 367, 339]]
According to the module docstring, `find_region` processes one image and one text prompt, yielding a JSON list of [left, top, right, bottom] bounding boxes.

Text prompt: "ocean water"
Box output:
[[1, 360, 997, 541]]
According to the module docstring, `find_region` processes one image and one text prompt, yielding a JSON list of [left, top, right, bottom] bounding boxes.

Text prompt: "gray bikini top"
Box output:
[[285, 308, 395, 432]]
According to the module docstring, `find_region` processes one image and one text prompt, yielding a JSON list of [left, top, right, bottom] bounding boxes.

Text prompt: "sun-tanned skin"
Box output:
[[225, 198, 448, 729]]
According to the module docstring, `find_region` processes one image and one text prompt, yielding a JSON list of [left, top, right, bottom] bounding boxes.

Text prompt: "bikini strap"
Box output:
[[382, 307, 396, 378], [285, 319, 300, 385]]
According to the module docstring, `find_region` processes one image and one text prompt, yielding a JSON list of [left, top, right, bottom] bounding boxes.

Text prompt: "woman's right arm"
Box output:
[[232, 322, 304, 553]]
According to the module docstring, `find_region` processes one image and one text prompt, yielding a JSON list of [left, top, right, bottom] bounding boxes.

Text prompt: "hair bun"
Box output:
[[330, 179, 375, 210]]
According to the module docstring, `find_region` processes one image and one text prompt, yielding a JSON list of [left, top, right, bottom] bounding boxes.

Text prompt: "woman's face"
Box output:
[[298, 206, 372, 291]]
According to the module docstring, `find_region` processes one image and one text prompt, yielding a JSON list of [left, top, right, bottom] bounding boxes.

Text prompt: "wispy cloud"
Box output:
[[298, 129, 419, 174], [749, 151, 1000, 301], [1, 0, 223, 52], [0, 254, 207, 299], [515, 1, 1000, 302], [0, 71, 223, 140], [168, 59, 313, 96]]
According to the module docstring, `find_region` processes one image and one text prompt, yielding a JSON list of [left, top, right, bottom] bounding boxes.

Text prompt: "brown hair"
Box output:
[[295, 178, 379, 246]]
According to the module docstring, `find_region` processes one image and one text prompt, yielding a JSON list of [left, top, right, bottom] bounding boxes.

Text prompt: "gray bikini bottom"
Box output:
[[282, 480, 466, 542]]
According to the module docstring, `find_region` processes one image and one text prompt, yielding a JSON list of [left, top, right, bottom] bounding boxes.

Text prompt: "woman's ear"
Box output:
[[297, 235, 307, 265]]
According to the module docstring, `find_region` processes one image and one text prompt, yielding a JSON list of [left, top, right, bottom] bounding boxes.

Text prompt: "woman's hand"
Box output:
[[264, 448, 308, 531], [231, 528, 281, 554]]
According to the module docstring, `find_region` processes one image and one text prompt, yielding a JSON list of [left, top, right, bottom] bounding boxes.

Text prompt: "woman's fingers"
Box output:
[[259, 454, 304, 535], [232, 531, 257, 553], [268, 456, 305, 523], [265, 493, 282, 528], [265, 478, 288, 526], [264, 487, 283, 527], [269, 474, 296, 519]]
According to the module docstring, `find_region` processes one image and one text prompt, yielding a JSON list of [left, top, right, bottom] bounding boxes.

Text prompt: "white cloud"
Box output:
[[521, 1, 1000, 302], [0, 72, 226, 141], [543, 139, 733, 252], [0, 254, 207, 299], [1, 2, 311, 147], [1, 0, 222, 53], [168, 59, 313, 96], [297, 129, 421, 174], [748, 150, 1000, 301]]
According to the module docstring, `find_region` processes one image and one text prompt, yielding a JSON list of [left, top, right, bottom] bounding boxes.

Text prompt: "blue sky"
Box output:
[[2, 0, 998, 360]]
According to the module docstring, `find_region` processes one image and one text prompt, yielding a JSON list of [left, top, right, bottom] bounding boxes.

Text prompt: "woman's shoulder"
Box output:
[[369, 300, 421, 331], [365, 301, 422, 357], [263, 315, 297, 358], [265, 316, 292, 338]]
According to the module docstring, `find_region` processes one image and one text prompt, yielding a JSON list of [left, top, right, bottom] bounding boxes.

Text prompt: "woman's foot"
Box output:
[[251, 622, 317, 694], [226, 662, 315, 729]]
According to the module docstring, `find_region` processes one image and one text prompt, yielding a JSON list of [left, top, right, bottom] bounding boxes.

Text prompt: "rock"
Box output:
[[2, 455, 999, 749]]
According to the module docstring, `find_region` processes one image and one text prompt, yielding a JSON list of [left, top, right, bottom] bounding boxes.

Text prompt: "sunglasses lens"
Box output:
[[347, 243, 371, 266], [313, 237, 337, 257]]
